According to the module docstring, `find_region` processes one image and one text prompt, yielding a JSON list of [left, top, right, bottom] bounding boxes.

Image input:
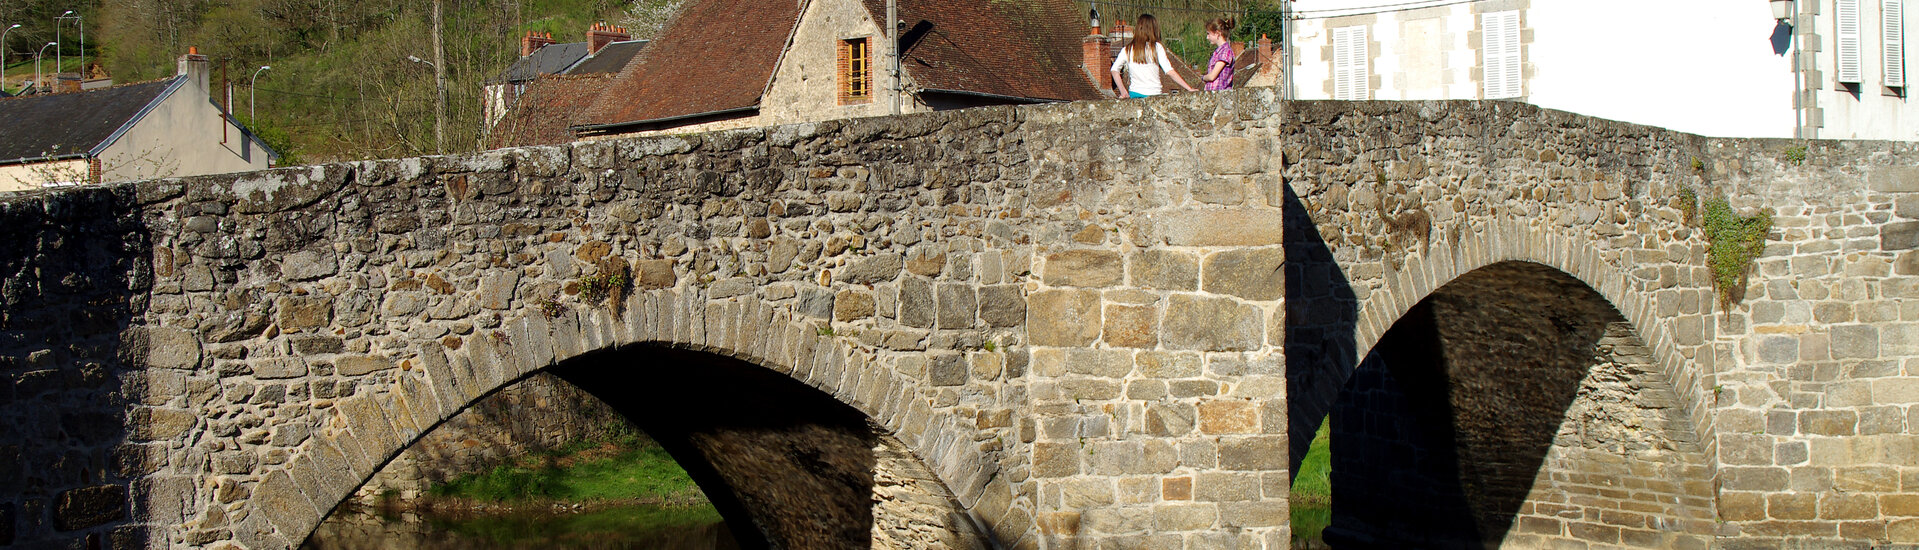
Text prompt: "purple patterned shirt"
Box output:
[[1205, 43, 1236, 91]]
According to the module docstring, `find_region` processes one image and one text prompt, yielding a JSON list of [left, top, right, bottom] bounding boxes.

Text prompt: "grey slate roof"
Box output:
[[0, 78, 177, 164], [493, 42, 592, 84], [565, 40, 648, 75]]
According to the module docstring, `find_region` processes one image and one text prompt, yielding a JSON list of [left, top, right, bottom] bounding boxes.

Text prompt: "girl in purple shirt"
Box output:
[[1202, 17, 1237, 91]]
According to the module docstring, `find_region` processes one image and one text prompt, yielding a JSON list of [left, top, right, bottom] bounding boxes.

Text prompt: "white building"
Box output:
[[0, 49, 275, 191], [1283, 0, 1909, 140]]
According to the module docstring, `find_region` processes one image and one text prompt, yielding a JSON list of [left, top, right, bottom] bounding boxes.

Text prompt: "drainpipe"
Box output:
[[888, 0, 900, 115]]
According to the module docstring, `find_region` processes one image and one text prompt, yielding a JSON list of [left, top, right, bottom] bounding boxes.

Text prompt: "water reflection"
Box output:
[[303, 503, 739, 550]]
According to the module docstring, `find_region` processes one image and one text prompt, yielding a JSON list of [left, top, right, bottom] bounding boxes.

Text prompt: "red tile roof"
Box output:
[[580, 0, 1106, 131], [870, 0, 1104, 101], [578, 0, 803, 128], [488, 74, 615, 149]]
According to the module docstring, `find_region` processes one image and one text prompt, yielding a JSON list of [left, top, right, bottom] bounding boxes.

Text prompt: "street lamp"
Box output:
[[250, 65, 270, 122], [1, 24, 21, 93], [1772, 0, 1795, 21], [55, 11, 81, 78], [53, 10, 70, 75], [33, 41, 55, 93], [405, 54, 446, 154]]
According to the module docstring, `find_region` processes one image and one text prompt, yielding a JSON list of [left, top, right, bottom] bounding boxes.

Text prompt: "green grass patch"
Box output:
[[430, 436, 705, 503], [1291, 417, 1332, 545]]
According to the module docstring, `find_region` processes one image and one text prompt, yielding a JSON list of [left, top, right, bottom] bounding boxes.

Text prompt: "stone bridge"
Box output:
[[5, 90, 1919, 550]]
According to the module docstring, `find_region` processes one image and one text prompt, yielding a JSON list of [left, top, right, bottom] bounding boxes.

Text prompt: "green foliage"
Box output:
[[1291, 416, 1333, 544], [87, 0, 676, 162], [1701, 198, 1772, 307], [431, 440, 706, 503], [576, 267, 628, 305], [1783, 145, 1809, 166]]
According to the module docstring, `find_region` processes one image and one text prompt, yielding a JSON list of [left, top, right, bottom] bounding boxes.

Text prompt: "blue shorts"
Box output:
[[1129, 91, 1149, 98]]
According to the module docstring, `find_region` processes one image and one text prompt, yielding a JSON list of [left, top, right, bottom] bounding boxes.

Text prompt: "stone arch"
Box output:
[[237, 293, 1017, 549], [1345, 218, 1719, 458], [1309, 218, 1723, 548]]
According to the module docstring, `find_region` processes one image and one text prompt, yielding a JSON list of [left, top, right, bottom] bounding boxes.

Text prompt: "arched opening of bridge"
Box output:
[[1307, 261, 1714, 549], [300, 345, 992, 550]]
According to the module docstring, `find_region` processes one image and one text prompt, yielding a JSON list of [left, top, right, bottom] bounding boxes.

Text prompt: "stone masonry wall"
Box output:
[[6, 91, 1919, 550]]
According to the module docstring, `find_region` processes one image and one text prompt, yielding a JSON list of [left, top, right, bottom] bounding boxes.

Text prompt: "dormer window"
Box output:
[[839, 37, 873, 104]]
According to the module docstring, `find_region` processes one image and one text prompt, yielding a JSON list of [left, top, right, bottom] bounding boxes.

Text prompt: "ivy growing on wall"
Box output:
[[1700, 197, 1772, 307]]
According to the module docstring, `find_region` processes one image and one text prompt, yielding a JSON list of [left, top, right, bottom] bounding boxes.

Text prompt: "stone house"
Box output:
[[1284, 0, 1919, 139], [0, 48, 275, 192], [572, 0, 1117, 138], [481, 22, 649, 131]]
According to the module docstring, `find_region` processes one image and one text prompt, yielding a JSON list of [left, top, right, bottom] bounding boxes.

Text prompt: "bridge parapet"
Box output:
[[7, 90, 1919, 549]]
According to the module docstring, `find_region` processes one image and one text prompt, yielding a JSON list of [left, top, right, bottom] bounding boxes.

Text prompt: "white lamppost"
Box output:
[[53, 10, 69, 75], [1, 24, 21, 93], [55, 11, 80, 77], [249, 65, 270, 122], [33, 41, 55, 92], [1773, 0, 1800, 138]]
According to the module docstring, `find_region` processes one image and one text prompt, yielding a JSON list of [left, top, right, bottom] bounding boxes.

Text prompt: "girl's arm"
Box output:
[[1204, 60, 1226, 83], [1157, 45, 1198, 92], [1111, 51, 1129, 96]]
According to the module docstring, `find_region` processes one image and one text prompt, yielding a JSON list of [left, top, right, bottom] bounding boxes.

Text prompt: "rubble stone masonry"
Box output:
[[3, 89, 1919, 550]]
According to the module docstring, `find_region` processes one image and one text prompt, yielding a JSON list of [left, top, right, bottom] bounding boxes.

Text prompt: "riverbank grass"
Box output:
[[430, 434, 705, 504], [1291, 417, 1332, 545]]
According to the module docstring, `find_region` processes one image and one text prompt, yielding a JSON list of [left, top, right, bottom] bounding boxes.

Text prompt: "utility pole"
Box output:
[[431, 0, 447, 154]]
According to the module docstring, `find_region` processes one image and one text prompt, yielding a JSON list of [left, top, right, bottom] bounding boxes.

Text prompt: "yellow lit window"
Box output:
[[841, 37, 871, 104]]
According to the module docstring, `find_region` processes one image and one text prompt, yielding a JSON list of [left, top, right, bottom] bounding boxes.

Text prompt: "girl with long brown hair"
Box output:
[[1108, 14, 1196, 98]]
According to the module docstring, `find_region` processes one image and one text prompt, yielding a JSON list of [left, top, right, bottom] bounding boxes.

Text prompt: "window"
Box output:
[[839, 37, 872, 104], [1888, 0, 1906, 88], [1481, 11, 1523, 99], [1332, 26, 1368, 100], [1840, 0, 1864, 83]]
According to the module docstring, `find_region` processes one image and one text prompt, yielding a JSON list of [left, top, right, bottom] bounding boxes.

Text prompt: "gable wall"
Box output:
[[100, 84, 270, 183]]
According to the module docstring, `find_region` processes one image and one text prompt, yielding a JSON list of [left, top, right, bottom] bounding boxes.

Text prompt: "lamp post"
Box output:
[[405, 54, 445, 154], [33, 41, 55, 93], [55, 11, 82, 78], [2, 24, 21, 93], [249, 65, 270, 122], [53, 10, 70, 75], [1773, 0, 1801, 138]]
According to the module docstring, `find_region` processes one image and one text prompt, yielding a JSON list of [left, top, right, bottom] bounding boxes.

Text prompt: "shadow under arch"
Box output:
[[296, 341, 999, 550], [1321, 261, 1716, 549]]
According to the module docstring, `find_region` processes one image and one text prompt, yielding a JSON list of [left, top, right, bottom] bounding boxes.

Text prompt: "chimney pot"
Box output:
[[586, 20, 631, 55], [177, 48, 211, 94]]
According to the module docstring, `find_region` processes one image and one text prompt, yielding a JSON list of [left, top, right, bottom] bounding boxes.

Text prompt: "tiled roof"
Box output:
[[566, 40, 649, 75], [867, 0, 1104, 101], [493, 42, 591, 84], [0, 78, 176, 164], [488, 74, 614, 149], [579, 0, 803, 128]]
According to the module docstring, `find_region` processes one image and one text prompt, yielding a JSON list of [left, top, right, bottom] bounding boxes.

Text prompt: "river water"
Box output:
[[301, 503, 739, 550]]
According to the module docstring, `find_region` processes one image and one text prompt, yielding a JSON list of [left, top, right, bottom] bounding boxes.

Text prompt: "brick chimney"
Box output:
[[586, 22, 630, 55], [1084, 34, 1112, 93], [176, 46, 210, 94], [521, 31, 556, 57], [1256, 34, 1278, 77]]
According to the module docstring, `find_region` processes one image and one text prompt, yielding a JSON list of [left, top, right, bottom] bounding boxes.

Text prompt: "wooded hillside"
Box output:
[[5, 0, 677, 162]]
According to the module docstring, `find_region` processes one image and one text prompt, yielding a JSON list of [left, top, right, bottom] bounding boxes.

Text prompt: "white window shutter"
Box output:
[[1482, 11, 1522, 99], [1334, 26, 1369, 100], [1840, 0, 1864, 83], [1888, 0, 1906, 87]]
